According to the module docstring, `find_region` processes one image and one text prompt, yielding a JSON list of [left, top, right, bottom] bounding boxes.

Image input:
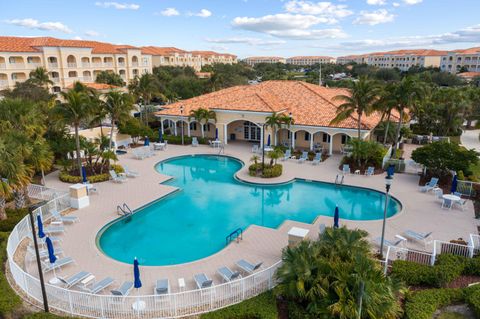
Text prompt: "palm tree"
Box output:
[[103, 90, 134, 150], [53, 90, 92, 175], [331, 76, 379, 139], [267, 149, 283, 166], [128, 74, 160, 125], [29, 139, 54, 186], [374, 83, 396, 144], [278, 113, 295, 148], [265, 112, 283, 146], [28, 67, 53, 88], [0, 178, 11, 220], [189, 108, 216, 138]]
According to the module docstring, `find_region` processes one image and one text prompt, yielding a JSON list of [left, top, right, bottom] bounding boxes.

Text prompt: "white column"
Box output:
[[224, 124, 228, 145], [187, 122, 191, 137], [291, 131, 295, 149], [309, 133, 314, 151], [160, 119, 164, 134], [329, 134, 333, 155], [174, 121, 178, 136], [260, 126, 264, 149]]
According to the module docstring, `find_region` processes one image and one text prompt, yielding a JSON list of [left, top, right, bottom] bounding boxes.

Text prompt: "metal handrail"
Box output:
[[117, 203, 133, 216], [226, 227, 243, 245]]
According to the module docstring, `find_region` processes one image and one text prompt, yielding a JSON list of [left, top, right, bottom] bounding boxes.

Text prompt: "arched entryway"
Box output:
[[225, 120, 262, 145]]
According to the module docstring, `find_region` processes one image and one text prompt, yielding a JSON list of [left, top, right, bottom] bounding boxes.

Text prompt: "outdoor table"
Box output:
[[264, 146, 273, 152], [212, 140, 222, 148], [153, 143, 165, 151], [442, 194, 461, 209]]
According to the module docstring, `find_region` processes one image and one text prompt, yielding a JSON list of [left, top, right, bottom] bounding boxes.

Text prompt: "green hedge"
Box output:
[[0, 208, 28, 232], [404, 288, 464, 319], [200, 291, 278, 319], [22, 313, 67, 319], [248, 164, 282, 178], [0, 232, 22, 316], [59, 164, 124, 184], [465, 285, 480, 317]]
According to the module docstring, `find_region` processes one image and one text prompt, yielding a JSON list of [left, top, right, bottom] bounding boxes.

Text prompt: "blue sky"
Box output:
[[1, 0, 480, 58]]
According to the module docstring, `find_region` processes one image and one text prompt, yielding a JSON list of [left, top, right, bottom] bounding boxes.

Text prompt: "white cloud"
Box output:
[[367, 0, 387, 5], [403, 0, 422, 4], [94, 2, 139, 10], [84, 30, 100, 37], [189, 9, 212, 18], [392, 2, 400, 7], [206, 37, 286, 46], [353, 9, 394, 25], [160, 8, 179, 17], [284, 0, 353, 22], [5, 18, 73, 33], [73, 36, 83, 40]]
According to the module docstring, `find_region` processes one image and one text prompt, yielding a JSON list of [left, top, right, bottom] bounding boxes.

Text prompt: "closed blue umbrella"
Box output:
[[144, 137, 150, 146], [37, 214, 45, 239], [215, 128, 218, 140], [333, 206, 339, 228], [46, 237, 57, 264], [158, 128, 163, 143], [387, 164, 395, 177], [81, 166, 87, 184], [133, 257, 142, 289], [267, 134, 271, 147], [451, 175, 458, 194]]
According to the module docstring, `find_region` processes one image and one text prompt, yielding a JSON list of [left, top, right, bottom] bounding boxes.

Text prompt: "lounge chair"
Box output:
[[404, 230, 432, 248], [236, 259, 263, 274], [27, 245, 63, 259], [298, 151, 308, 163], [154, 279, 170, 295], [43, 257, 74, 272], [455, 198, 468, 211], [217, 267, 241, 282], [312, 153, 322, 165], [420, 177, 439, 192], [122, 165, 139, 178], [281, 149, 291, 161], [252, 145, 259, 153], [374, 236, 406, 248], [87, 277, 115, 294], [132, 148, 148, 160], [84, 182, 98, 195], [43, 225, 65, 234], [111, 281, 133, 296], [342, 164, 350, 175], [50, 210, 78, 224], [365, 167, 374, 176], [194, 273, 213, 289], [442, 198, 453, 209], [110, 170, 127, 183], [192, 137, 199, 147], [59, 271, 92, 288]]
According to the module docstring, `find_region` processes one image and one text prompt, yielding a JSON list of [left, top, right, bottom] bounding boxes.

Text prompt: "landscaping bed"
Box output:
[[59, 164, 124, 183], [249, 163, 283, 178]]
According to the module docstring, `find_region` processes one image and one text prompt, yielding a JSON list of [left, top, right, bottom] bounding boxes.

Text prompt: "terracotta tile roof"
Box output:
[[190, 50, 237, 58], [155, 80, 396, 130], [65, 82, 120, 90], [141, 46, 186, 56], [244, 56, 285, 61], [457, 72, 480, 78], [369, 49, 448, 57], [0, 36, 139, 54], [452, 47, 480, 55], [288, 56, 334, 60]]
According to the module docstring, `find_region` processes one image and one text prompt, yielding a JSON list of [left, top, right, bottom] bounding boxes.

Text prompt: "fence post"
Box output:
[[384, 246, 390, 275], [431, 241, 437, 266]]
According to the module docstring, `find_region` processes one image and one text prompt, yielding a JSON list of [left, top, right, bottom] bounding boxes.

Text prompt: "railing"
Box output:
[[0, 63, 6, 69], [335, 174, 344, 185], [67, 63, 77, 68], [27, 184, 68, 202], [7, 190, 282, 318], [382, 145, 393, 169], [48, 62, 59, 68], [117, 203, 133, 216], [456, 180, 479, 198], [226, 228, 243, 245]]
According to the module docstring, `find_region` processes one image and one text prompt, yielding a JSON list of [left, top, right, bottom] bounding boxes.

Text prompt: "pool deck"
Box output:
[[26, 142, 479, 293]]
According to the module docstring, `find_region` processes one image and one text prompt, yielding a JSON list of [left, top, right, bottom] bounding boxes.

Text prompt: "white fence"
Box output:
[[7, 191, 281, 318], [456, 180, 480, 198], [27, 184, 68, 202], [382, 145, 393, 169]]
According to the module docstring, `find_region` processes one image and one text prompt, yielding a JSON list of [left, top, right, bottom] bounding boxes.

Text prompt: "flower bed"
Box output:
[[59, 164, 124, 183], [249, 163, 283, 178]]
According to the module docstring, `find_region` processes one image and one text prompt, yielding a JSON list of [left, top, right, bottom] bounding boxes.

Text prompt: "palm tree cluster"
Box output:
[[265, 112, 295, 146], [276, 227, 403, 318], [188, 108, 217, 138]]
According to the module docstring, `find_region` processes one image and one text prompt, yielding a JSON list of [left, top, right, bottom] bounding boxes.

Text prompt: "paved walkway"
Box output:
[[25, 142, 478, 294], [461, 129, 480, 152]]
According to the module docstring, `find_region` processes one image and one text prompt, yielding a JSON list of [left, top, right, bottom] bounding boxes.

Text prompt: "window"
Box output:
[[341, 135, 350, 144], [204, 124, 211, 132], [322, 133, 331, 143], [304, 132, 310, 141], [190, 122, 197, 130], [9, 57, 16, 64]]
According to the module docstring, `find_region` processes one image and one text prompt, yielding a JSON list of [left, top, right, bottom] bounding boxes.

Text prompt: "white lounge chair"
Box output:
[[109, 170, 127, 183], [59, 271, 92, 288], [194, 273, 213, 289], [298, 151, 308, 163], [27, 245, 64, 259], [455, 198, 468, 211], [217, 267, 241, 282], [252, 145, 259, 153], [373, 235, 406, 248], [43, 257, 74, 272], [50, 210, 78, 224], [236, 259, 263, 274], [154, 279, 170, 295], [87, 277, 115, 294], [312, 153, 322, 165], [44, 225, 65, 234], [281, 149, 291, 161], [122, 166, 139, 178], [111, 281, 133, 296], [420, 177, 439, 193], [404, 230, 432, 248], [132, 148, 148, 160], [365, 167, 374, 176], [342, 164, 350, 175], [192, 137, 199, 147]]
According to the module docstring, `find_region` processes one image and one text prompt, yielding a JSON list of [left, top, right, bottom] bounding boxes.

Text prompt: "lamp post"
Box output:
[[28, 202, 49, 313], [261, 124, 266, 174], [180, 105, 184, 145], [379, 171, 394, 259]]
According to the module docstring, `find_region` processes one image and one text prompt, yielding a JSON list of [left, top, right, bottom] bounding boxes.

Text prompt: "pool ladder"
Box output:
[[335, 174, 344, 185], [117, 203, 133, 216], [226, 228, 243, 245]]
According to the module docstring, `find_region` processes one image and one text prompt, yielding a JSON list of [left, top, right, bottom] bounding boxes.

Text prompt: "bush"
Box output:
[[390, 260, 436, 286], [465, 257, 480, 276], [59, 164, 124, 183], [262, 164, 282, 178], [404, 288, 464, 319], [465, 285, 480, 317], [0, 208, 28, 232], [0, 232, 22, 316], [200, 291, 278, 319], [434, 254, 466, 287]]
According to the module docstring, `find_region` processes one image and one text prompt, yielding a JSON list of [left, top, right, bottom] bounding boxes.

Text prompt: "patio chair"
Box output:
[[110, 170, 127, 183], [50, 210, 78, 224], [433, 188, 443, 202], [281, 149, 291, 161], [217, 266, 241, 282], [87, 277, 115, 294], [420, 177, 439, 192], [59, 271, 92, 288], [314, 143, 323, 153], [84, 182, 98, 195], [342, 164, 350, 175], [455, 198, 468, 211], [298, 151, 308, 163], [442, 198, 453, 209], [236, 259, 263, 274], [252, 144, 259, 153], [208, 140, 214, 148], [312, 153, 322, 165], [192, 137, 199, 147], [154, 279, 170, 295], [111, 281, 133, 296], [43, 257, 74, 273], [132, 148, 147, 160], [122, 165, 139, 177], [404, 230, 432, 248], [194, 273, 213, 289], [27, 245, 64, 259], [364, 167, 374, 176], [373, 236, 406, 248]]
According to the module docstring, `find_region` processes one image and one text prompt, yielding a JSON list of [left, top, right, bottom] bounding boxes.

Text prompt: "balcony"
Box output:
[[82, 63, 91, 68], [92, 62, 102, 67], [49, 62, 59, 68], [82, 76, 92, 82], [118, 62, 126, 67], [0, 80, 9, 88], [131, 62, 139, 67], [9, 63, 25, 69], [67, 63, 77, 68], [27, 63, 43, 69], [51, 77, 60, 83], [104, 62, 113, 67], [0, 63, 5, 69]]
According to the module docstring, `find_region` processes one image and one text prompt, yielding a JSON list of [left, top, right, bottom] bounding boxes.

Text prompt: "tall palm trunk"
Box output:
[[357, 112, 362, 139], [383, 111, 391, 145], [392, 108, 404, 159], [109, 118, 115, 150], [201, 121, 205, 138], [14, 189, 27, 209], [74, 124, 83, 176]]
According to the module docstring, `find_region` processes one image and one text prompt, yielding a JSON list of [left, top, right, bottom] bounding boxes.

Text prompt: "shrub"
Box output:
[[404, 288, 464, 319], [0, 232, 22, 316], [0, 208, 28, 232], [263, 164, 282, 178], [390, 260, 436, 286], [464, 257, 480, 276], [465, 285, 480, 317], [434, 254, 466, 287], [200, 291, 278, 319], [59, 164, 124, 184]]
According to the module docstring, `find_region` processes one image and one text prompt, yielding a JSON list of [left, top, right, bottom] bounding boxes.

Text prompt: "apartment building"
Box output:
[[141, 47, 237, 71], [0, 36, 152, 92], [286, 56, 336, 65], [336, 54, 368, 65], [243, 56, 286, 66], [366, 49, 446, 71], [440, 47, 480, 74]]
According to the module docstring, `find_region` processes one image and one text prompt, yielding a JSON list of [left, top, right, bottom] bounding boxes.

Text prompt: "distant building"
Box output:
[[440, 47, 480, 74], [286, 56, 335, 65], [336, 54, 368, 65], [367, 49, 447, 71], [243, 56, 286, 66], [457, 71, 480, 82]]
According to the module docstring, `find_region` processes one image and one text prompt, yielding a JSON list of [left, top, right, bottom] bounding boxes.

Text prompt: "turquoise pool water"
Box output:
[[98, 155, 401, 266]]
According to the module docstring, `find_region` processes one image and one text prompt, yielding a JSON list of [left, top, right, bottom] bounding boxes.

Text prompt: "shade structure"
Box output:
[[333, 206, 339, 228], [46, 237, 57, 264], [451, 175, 458, 194], [267, 134, 271, 146], [158, 128, 163, 143], [215, 128, 218, 140], [133, 257, 142, 289], [37, 214, 45, 239], [144, 137, 150, 146], [81, 166, 87, 184]]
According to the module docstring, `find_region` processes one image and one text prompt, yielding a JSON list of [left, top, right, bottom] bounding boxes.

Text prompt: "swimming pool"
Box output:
[[98, 155, 401, 266]]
